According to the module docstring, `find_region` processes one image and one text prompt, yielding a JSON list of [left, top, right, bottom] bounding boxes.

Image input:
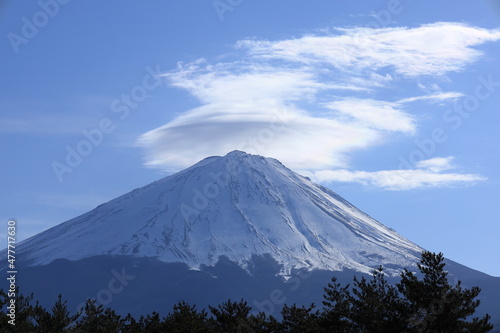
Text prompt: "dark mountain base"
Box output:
[[5, 254, 345, 318], [3, 254, 499, 329]]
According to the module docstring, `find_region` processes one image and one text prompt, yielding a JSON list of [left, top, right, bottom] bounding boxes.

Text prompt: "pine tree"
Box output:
[[72, 299, 124, 333], [321, 277, 353, 332], [164, 301, 210, 332], [398, 251, 493, 332], [209, 299, 253, 332], [120, 313, 143, 333], [33, 294, 79, 332], [349, 267, 410, 333], [280, 303, 320, 333], [249, 311, 281, 333], [137, 311, 164, 332], [321, 252, 494, 332]]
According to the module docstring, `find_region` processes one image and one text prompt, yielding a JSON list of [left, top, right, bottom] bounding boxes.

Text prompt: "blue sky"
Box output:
[[1, 0, 499, 276]]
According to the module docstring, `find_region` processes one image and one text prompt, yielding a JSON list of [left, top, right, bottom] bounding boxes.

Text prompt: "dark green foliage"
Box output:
[[164, 301, 209, 332], [398, 251, 493, 333], [208, 300, 279, 332], [319, 251, 493, 333], [321, 267, 410, 332], [120, 313, 143, 333], [0, 251, 494, 332], [33, 294, 79, 332], [250, 311, 281, 332], [321, 276, 353, 331], [209, 298, 254, 332], [137, 311, 163, 332], [72, 298, 124, 332], [279, 303, 320, 332], [349, 267, 410, 332]]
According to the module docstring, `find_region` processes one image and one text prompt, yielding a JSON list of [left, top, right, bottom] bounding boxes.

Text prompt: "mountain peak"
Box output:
[[218, 150, 267, 167], [225, 150, 249, 157], [185, 150, 269, 171], [214, 150, 278, 167], [14, 153, 422, 275], [200, 150, 255, 161]]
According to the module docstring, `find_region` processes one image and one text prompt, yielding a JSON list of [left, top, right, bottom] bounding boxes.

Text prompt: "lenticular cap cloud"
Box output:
[[138, 102, 377, 171]]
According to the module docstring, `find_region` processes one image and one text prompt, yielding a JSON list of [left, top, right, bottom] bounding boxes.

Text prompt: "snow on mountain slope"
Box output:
[[13, 151, 422, 275]]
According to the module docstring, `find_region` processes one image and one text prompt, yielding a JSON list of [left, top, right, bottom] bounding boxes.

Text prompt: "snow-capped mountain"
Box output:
[[5, 151, 499, 325], [13, 150, 422, 275]]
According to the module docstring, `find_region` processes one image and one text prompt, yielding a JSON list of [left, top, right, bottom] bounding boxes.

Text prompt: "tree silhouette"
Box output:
[[164, 301, 209, 332], [280, 303, 320, 332], [72, 298, 124, 332], [321, 276, 353, 331], [209, 298, 253, 332], [33, 294, 79, 332], [398, 251, 493, 332], [320, 252, 493, 332], [349, 267, 410, 332]]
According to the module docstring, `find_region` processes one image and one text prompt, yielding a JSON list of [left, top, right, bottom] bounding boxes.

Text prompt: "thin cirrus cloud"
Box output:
[[324, 98, 415, 133], [309, 157, 486, 191], [323, 92, 464, 133], [138, 22, 499, 189], [238, 22, 500, 77]]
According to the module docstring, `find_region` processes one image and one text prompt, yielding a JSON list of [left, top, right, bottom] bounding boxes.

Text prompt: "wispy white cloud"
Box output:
[[322, 92, 464, 133], [238, 22, 500, 78], [164, 60, 326, 105], [415, 156, 455, 172], [398, 92, 464, 104], [324, 98, 415, 133], [309, 157, 486, 190], [138, 22, 498, 188]]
